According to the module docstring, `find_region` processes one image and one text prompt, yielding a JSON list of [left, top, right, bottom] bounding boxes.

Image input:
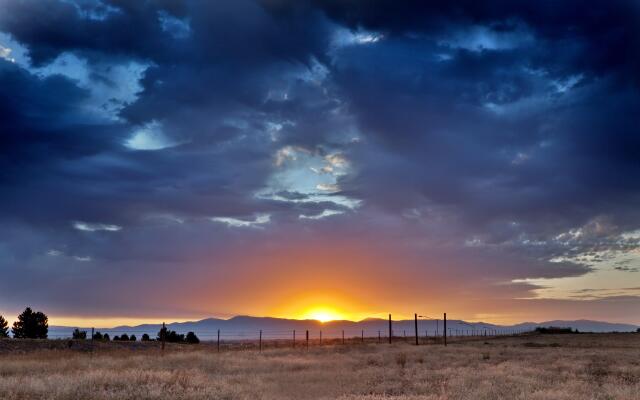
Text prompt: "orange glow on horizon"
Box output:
[[298, 306, 348, 322], [44, 310, 540, 327]]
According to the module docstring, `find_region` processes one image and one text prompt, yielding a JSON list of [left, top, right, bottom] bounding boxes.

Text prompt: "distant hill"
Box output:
[[47, 316, 638, 340], [512, 320, 639, 333]]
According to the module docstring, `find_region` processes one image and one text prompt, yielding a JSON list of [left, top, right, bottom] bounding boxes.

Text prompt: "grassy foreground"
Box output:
[[0, 334, 638, 399]]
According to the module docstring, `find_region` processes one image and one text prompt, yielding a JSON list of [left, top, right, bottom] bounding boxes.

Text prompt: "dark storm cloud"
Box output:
[[318, 1, 640, 239], [311, 0, 640, 82], [0, 59, 123, 171], [0, 0, 638, 319]]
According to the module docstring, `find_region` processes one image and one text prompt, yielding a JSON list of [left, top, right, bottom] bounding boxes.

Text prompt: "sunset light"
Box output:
[[1, 1, 639, 398], [300, 307, 347, 323]]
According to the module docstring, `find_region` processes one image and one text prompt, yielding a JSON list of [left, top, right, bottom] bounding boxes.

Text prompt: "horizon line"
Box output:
[[41, 314, 640, 329]]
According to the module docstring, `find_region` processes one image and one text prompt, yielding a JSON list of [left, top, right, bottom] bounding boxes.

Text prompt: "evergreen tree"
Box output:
[[185, 331, 200, 344], [12, 307, 48, 339], [157, 326, 167, 341], [0, 315, 9, 338], [141, 333, 151, 341], [72, 328, 87, 340], [156, 327, 185, 343]]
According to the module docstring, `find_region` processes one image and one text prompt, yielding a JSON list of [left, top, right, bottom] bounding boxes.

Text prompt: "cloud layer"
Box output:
[[0, 0, 639, 324]]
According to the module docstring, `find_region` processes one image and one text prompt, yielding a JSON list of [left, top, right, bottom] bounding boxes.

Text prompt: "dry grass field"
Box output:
[[0, 334, 639, 399]]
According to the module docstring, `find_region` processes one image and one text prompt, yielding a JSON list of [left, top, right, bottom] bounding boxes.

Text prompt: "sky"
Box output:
[[0, 0, 639, 327]]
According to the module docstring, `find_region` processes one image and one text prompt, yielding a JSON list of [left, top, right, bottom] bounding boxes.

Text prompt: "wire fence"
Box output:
[[44, 313, 534, 352], [48, 329, 527, 339]]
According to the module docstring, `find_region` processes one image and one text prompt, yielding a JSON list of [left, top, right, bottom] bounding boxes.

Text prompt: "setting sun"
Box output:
[[301, 307, 346, 323]]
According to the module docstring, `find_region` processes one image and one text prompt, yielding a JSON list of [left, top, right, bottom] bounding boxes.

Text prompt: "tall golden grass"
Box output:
[[0, 333, 638, 399]]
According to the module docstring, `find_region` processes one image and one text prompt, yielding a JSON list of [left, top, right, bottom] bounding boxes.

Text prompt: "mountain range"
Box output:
[[48, 316, 639, 340]]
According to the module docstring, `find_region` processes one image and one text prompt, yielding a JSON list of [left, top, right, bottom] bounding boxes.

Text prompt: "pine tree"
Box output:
[[186, 331, 200, 344], [12, 307, 48, 339], [0, 315, 9, 338], [72, 328, 87, 340]]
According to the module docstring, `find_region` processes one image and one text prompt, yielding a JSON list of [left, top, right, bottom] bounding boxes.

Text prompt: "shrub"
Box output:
[[141, 333, 150, 341], [0, 315, 9, 338], [130, 334, 137, 341], [395, 352, 407, 368], [72, 329, 87, 340], [12, 307, 48, 339], [157, 327, 185, 343], [93, 331, 103, 340], [168, 331, 185, 343], [186, 332, 200, 344], [119, 333, 130, 341], [103, 333, 110, 341], [113, 335, 120, 341]]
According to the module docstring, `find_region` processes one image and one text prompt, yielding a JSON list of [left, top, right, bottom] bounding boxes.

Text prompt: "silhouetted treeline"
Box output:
[[0, 308, 49, 339], [69, 329, 197, 343], [157, 326, 200, 344], [92, 331, 110, 341], [72, 328, 87, 339]]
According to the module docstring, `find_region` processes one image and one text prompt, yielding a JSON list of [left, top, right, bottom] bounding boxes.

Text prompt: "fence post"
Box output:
[[320, 330, 322, 346], [293, 330, 296, 348], [378, 330, 381, 343], [388, 314, 392, 344], [217, 329, 220, 352], [361, 330, 364, 343], [259, 330, 262, 352], [342, 330, 344, 345], [414, 313, 419, 345], [91, 327, 94, 354], [161, 322, 166, 354], [306, 330, 309, 349], [443, 313, 447, 347]]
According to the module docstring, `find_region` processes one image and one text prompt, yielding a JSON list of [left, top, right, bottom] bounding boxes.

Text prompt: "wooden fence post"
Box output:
[[259, 330, 262, 352], [414, 313, 419, 345], [306, 330, 309, 349], [342, 330, 344, 345], [388, 314, 392, 344], [320, 330, 322, 346], [443, 313, 447, 347], [293, 330, 296, 348], [217, 329, 220, 352], [161, 322, 166, 354]]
